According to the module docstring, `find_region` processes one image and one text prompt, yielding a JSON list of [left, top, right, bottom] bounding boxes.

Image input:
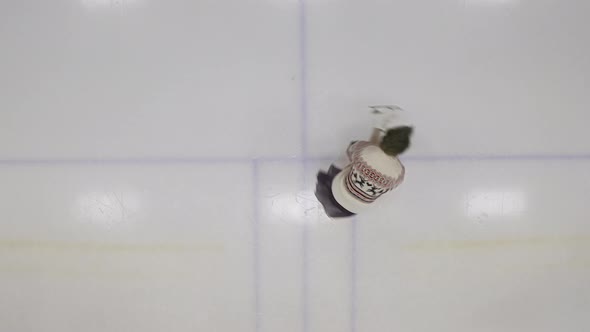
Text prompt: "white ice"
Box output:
[[1, 0, 589, 331]]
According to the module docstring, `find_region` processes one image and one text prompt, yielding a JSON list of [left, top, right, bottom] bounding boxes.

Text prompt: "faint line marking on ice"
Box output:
[[2, 153, 590, 166], [0, 264, 215, 279], [297, 0, 311, 330], [0, 240, 225, 254], [404, 235, 590, 252], [350, 217, 358, 332], [403, 154, 590, 161], [0, 157, 254, 165], [252, 160, 262, 332]]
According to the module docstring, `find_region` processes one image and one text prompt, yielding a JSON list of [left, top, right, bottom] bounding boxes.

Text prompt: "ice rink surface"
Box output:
[[1, 0, 589, 331]]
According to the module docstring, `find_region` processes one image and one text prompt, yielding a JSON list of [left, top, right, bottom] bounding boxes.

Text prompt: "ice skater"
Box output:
[[315, 106, 413, 218]]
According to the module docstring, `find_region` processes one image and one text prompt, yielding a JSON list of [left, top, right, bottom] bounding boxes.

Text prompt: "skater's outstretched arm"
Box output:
[[369, 128, 382, 145]]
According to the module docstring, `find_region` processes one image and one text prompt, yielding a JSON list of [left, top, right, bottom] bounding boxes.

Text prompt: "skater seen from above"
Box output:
[[315, 106, 413, 218]]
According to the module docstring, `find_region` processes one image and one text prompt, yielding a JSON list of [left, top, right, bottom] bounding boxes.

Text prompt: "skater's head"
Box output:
[[380, 126, 413, 156]]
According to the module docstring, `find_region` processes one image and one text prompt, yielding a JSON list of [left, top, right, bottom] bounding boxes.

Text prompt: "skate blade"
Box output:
[[369, 105, 404, 114]]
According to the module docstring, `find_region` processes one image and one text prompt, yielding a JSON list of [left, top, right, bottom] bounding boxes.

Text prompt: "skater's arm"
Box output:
[[369, 128, 383, 145]]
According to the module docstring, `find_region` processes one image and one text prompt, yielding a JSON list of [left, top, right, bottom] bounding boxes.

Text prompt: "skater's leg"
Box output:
[[316, 171, 330, 184], [327, 165, 342, 177], [315, 172, 355, 218]]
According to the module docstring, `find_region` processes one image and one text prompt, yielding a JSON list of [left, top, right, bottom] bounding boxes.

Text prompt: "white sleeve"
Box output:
[[334, 141, 368, 169]]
